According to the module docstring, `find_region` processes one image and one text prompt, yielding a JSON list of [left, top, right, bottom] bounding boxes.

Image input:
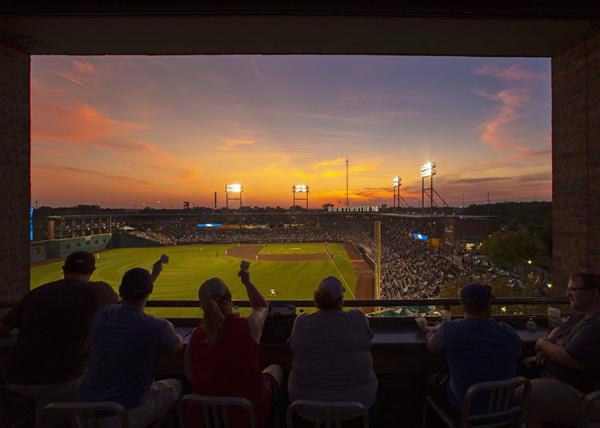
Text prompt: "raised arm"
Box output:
[[239, 270, 268, 343], [239, 270, 267, 309], [150, 254, 169, 284]]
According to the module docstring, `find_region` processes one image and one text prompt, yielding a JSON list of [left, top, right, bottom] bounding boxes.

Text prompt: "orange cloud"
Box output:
[[33, 102, 146, 143], [219, 139, 255, 151], [312, 158, 345, 169], [474, 64, 546, 81]]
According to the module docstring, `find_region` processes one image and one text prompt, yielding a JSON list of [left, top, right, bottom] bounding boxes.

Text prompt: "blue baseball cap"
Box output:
[[459, 283, 493, 308], [119, 268, 153, 300], [317, 276, 345, 299]]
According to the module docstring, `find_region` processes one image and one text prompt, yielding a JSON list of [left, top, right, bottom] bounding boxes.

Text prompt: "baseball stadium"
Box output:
[[31, 241, 371, 317]]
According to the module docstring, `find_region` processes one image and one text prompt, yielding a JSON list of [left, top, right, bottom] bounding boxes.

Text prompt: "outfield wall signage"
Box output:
[[412, 232, 429, 241], [327, 205, 380, 213]]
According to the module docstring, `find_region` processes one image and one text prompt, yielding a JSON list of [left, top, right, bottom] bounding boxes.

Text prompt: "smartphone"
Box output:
[[160, 254, 169, 264], [240, 260, 250, 271]]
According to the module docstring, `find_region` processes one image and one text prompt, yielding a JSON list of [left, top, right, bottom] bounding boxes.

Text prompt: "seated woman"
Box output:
[[523, 272, 600, 427], [288, 276, 378, 426], [185, 270, 283, 428]]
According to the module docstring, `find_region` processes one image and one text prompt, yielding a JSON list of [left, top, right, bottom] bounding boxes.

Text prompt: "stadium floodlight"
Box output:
[[393, 176, 400, 187], [225, 183, 242, 193], [421, 161, 436, 178], [293, 184, 308, 193]]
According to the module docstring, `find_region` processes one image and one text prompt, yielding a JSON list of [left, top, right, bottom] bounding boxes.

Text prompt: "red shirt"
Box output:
[[187, 314, 272, 428]]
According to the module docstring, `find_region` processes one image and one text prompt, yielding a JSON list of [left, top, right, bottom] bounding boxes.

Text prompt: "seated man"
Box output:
[[80, 258, 184, 428], [0, 251, 118, 409], [523, 272, 600, 428], [426, 283, 521, 414], [288, 277, 378, 426]]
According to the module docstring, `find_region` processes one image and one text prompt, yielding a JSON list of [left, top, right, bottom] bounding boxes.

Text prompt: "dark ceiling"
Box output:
[[1, 1, 598, 56]]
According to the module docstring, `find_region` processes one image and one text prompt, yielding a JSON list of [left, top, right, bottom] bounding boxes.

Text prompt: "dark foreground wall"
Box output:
[[553, 28, 600, 291], [0, 43, 29, 300]]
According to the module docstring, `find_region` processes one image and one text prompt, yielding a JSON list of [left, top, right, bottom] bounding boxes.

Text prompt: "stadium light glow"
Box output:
[[393, 176, 400, 187], [421, 161, 436, 178], [293, 184, 308, 193], [225, 183, 242, 193]]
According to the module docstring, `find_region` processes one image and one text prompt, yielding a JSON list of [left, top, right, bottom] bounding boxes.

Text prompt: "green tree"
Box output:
[[480, 230, 546, 270]]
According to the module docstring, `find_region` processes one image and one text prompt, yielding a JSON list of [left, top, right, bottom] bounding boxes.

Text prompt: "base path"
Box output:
[[226, 245, 330, 261], [344, 244, 374, 300]]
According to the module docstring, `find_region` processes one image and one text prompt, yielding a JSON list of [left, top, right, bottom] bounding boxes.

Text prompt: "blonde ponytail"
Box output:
[[203, 297, 225, 345]]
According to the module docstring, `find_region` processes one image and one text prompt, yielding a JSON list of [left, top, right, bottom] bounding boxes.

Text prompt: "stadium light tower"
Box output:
[[393, 176, 401, 208], [225, 183, 243, 209], [292, 184, 309, 209], [421, 161, 436, 215]]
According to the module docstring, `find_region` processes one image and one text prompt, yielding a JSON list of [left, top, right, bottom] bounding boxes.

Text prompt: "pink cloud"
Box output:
[[33, 163, 152, 186], [475, 88, 530, 151], [51, 71, 85, 86], [474, 64, 546, 81], [32, 102, 146, 143], [72, 59, 95, 74]]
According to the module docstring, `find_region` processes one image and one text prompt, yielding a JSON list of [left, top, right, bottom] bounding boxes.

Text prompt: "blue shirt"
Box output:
[[430, 318, 521, 412], [80, 305, 180, 408]]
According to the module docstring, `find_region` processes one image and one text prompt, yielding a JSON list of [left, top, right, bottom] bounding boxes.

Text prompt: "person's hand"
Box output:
[[238, 269, 250, 285], [415, 317, 429, 333], [535, 350, 547, 366], [535, 337, 547, 350]]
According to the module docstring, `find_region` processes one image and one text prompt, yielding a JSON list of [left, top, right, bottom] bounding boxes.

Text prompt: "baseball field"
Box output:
[[30, 242, 373, 317]]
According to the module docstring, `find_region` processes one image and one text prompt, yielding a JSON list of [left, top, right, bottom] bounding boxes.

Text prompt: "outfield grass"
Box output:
[[30, 243, 357, 318]]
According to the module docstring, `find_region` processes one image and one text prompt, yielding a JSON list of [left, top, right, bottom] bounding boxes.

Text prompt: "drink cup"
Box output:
[[547, 307, 562, 328]]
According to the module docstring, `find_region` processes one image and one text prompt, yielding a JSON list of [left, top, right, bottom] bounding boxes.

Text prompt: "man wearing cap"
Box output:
[[425, 283, 521, 413], [80, 259, 183, 428], [288, 276, 378, 424], [0, 251, 119, 408]]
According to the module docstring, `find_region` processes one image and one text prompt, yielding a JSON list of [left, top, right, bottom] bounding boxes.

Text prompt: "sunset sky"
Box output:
[[31, 56, 551, 208]]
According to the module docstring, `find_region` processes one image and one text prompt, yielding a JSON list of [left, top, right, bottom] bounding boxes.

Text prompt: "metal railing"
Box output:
[[145, 297, 568, 309], [0, 297, 567, 310]]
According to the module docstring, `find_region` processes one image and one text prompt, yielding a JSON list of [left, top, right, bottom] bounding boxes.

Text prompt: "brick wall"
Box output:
[[0, 43, 30, 301], [552, 28, 600, 293]]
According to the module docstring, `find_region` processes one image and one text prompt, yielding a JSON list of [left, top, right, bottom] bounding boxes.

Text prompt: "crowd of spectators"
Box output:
[[124, 223, 472, 300]]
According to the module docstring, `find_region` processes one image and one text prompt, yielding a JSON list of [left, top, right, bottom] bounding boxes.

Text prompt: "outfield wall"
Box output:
[[30, 234, 112, 264], [108, 232, 165, 248]]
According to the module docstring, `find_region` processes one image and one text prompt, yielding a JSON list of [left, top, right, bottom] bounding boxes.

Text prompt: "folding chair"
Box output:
[[176, 394, 256, 428], [287, 400, 369, 428], [40, 402, 130, 428], [422, 376, 531, 428], [580, 391, 600, 428]]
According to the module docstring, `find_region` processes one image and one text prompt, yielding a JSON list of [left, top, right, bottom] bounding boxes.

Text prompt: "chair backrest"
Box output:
[[458, 376, 531, 428], [40, 401, 130, 428], [176, 394, 257, 428], [287, 400, 369, 428], [580, 391, 600, 428]]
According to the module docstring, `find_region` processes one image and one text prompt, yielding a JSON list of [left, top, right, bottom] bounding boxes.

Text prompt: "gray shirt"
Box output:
[[288, 309, 377, 413], [545, 313, 600, 393]]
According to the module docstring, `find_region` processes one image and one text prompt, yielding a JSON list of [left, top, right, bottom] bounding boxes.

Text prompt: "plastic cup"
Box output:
[[547, 307, 562, 328]]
